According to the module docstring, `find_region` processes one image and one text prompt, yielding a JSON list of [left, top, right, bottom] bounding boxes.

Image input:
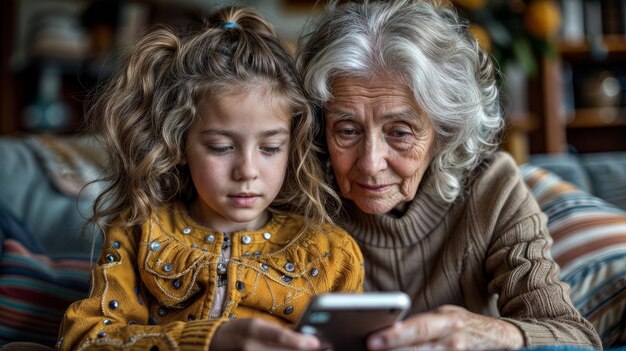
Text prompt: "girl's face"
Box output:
[[185, 87, 291, 232]]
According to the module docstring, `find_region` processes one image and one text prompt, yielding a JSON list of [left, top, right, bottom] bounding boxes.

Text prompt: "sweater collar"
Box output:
[[340, 174, 452, 248]]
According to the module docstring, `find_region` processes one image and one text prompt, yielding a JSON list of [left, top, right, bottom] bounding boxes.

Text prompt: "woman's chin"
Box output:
[[351, 197, 401, 215]]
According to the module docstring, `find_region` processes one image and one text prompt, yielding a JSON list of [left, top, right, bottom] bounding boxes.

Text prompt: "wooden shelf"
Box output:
[[505, 113, 539, 132], [560, 35, 626, 54], [567, 108, 626, 128]]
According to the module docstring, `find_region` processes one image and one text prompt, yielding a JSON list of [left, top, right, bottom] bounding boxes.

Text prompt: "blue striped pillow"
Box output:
[[0, 239, 91, 347], [521, 164, 626, 347]]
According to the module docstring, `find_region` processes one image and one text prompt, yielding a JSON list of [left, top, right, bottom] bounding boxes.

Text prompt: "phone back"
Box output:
[[295, 292, 411, 350]]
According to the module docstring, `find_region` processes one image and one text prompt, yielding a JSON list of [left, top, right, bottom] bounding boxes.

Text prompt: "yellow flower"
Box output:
[[452, 0, 487, 11], [468, 24, 492, 52]]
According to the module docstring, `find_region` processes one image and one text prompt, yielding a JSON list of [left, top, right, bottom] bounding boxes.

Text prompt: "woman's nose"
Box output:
[[233, 152, 259, 181], [356, 135, 388, 176]]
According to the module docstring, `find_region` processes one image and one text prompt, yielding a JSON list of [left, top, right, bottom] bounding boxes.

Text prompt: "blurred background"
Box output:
[[1, 0, 625, 163]]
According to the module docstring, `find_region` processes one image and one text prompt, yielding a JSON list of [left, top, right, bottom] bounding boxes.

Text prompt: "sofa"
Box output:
[[1, 133, 626, 349]]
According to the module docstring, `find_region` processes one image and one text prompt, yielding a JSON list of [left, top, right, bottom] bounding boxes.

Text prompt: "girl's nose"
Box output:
[[233, 152, 259, 181]]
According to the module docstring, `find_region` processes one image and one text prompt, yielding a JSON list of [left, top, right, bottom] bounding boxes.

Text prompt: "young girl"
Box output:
[[57, 6, 363, 351]]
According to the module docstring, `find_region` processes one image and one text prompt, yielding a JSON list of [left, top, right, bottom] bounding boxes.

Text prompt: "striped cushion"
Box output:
[[0, 239, 91, 347], [521, 164, 626, 347]]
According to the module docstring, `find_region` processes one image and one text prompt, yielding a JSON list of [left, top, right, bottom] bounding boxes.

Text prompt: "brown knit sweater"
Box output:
[[339, 152, 601, 348]]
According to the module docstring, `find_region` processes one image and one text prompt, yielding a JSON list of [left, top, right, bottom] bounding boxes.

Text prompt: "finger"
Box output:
[[367, 313, 461, 350], [246, 339, 324, 351], [249, 320, 321, 350]]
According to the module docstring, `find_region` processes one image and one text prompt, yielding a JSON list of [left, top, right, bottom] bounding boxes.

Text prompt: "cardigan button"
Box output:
[[311, 268, 319, 277], [217, 263, 227, 274], [241, 235, 252, 244], [150, 241, 160, 251], [172, 279, 182, 289], [284, 306, 294, 315], [205, 234, 215, 243], [284, 263, 295, 272], [106, 254, 115, 263], [103, 319, 112, 325], [97, 332, 106, 338], [262, 232, 271, 240], [158, 307, 167, 316], [163, 263, 173, 272], [236, 281, 245, 291], [182, 227, 192, 235], [113, 241, 120, 249], [222, 237, 232, 249], [282, 275, 292, 284], [148, 316, 158, 325], [108, 300, 119, 310]]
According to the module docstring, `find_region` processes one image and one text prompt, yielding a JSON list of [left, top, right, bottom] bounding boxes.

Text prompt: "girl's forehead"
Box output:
[[194, 87, 292, 129]]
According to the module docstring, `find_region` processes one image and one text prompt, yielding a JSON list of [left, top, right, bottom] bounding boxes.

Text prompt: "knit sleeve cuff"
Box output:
[[168, 318, 228, 351], [500, 317, 600, 348]]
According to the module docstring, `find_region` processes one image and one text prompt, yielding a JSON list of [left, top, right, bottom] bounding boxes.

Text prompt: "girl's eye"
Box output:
[[260, 146, 282, 155], [207, 146, 232, 154]]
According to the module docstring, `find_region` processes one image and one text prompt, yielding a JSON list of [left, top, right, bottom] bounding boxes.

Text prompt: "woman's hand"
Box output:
[[366, 305, 525, 350], [210, 318, 321, 351]]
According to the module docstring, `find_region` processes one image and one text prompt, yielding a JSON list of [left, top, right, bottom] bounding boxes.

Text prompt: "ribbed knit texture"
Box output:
[[340, 152, 601, 348]]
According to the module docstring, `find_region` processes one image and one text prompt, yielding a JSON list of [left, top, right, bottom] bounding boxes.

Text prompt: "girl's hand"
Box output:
[[366, 305, 525, 350], [210, 318, 321, 351]]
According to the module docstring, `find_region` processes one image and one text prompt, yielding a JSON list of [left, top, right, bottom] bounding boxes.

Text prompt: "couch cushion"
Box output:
[[521, 164, 626, 347], [527, 153, 592, 193], [0, 136, 103, 255], [0, 239, 91, 346], [580, 152, 626, 211]]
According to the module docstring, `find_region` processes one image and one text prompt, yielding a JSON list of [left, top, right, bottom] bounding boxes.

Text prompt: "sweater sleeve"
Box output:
[[57, 226, 226, 351], [482, 155, 601, 348]]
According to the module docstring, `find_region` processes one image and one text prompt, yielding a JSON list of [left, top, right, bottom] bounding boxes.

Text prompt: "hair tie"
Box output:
[[220, 21, 238, 29]]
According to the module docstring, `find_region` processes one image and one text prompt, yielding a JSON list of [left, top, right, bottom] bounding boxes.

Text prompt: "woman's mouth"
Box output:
[[356, 183, 392, 193]]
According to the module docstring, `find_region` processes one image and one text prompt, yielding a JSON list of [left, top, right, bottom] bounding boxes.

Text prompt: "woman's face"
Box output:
[[325, 76, 436, 214]]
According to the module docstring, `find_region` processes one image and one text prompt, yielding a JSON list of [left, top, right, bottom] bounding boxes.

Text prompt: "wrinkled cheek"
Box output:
[[328, 148, 353, 197], [399, 174, 421, 200], [334, 171, 352, 199]]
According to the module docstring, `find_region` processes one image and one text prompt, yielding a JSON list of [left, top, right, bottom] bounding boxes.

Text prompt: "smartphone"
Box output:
[[294, 292, 411, 351]]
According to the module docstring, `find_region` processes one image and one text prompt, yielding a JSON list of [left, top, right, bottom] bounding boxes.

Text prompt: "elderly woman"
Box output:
[[293, 0, 601, 350]]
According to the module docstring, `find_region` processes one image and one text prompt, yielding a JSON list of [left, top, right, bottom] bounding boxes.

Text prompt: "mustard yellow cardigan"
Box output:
[[58, 202, 364, 351]]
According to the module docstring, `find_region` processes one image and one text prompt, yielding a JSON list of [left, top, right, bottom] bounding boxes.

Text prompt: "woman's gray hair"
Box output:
[[297, 0, 503, 203]]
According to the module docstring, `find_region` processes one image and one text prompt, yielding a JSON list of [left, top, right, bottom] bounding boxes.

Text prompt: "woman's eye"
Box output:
[[334, 124, 359, 137], [388, 130, 412, 138], [339, 128, 358, 136]]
